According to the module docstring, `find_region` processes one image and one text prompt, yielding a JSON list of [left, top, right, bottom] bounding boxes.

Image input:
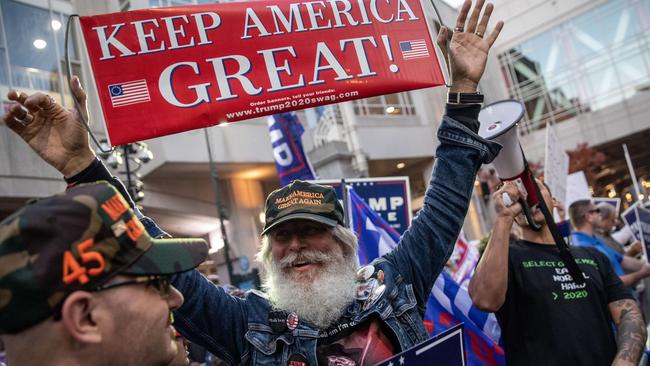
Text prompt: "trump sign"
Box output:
[[78, 0, 446, 145]]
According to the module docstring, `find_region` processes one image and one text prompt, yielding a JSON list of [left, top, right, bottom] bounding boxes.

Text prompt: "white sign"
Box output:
[[565, 171, 592, 209], [544, 126, 569, 209]]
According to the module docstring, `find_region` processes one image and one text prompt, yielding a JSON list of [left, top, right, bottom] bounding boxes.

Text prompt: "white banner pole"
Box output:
[[623, 143, 642, 200]]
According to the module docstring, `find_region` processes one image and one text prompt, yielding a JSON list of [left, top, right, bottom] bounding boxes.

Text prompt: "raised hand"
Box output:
[[3, 76, 96, 177], [436, 0, 504, 92]]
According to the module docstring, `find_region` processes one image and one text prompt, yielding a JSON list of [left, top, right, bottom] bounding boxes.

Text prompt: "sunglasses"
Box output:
[[93, 275, 172, 297], [53, 275, 171, 321]]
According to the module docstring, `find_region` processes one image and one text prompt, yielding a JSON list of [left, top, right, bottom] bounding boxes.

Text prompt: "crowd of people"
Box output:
[[0, 0, 647, 365], [469, 181, 647, 365]]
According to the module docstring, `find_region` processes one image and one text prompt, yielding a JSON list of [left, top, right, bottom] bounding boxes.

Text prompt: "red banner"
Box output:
[[79, 0, 445, 145]]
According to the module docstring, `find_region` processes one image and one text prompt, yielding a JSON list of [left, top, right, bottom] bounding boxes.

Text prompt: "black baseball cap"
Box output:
[[261, 180, 344, 235]]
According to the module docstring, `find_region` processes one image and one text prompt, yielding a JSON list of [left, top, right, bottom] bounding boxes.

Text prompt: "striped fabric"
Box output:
[[108, 79, 150, 108], [399, 40, 429, 60], [348, 186, 504, 366]]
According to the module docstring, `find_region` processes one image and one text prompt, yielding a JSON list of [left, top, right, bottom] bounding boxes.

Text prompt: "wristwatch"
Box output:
[[447, 92, 484, 104]]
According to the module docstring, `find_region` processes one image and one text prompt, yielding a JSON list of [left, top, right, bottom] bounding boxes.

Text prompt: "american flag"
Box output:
[[347, 186, 504, 366], [399, 40, 429, 60], [108, 79, 150, 108]]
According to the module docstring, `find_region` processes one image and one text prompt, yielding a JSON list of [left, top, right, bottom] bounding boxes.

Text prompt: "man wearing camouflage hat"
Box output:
[[0, 182, 208, 366], [4, 1, 504, 364]]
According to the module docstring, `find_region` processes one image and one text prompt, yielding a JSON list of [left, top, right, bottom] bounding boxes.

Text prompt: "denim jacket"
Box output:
[[136, 111, 500, 365]]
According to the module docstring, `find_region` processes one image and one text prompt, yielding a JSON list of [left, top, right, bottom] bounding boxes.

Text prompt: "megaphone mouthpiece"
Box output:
[[478, 100, 540, 208]]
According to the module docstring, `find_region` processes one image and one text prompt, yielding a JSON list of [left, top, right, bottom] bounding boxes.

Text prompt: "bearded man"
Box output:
[[3, 1, 503, 364]]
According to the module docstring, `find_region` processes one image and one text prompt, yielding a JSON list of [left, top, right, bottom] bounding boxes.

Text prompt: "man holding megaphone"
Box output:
[[469, 179, 646, 366]]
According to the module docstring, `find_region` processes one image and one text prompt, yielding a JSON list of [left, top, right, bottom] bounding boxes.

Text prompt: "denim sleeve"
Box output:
[[172, 270, 248, 365], [383, 110, 501, 310], [65, 158, 248, 363]]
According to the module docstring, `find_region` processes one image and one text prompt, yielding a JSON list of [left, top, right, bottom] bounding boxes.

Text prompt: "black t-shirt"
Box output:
[[496, 240, 633, 366]]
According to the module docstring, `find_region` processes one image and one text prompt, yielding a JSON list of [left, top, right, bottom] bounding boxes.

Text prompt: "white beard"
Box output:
[[264, 248, 357, 329]]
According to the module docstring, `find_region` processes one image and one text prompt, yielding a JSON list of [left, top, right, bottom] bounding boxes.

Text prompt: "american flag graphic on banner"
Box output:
[[108, 80, 150, 108], [399, 40, 429, 60]]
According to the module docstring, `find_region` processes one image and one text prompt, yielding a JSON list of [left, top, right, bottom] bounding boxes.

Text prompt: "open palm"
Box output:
[[436, 0, 504, 92]]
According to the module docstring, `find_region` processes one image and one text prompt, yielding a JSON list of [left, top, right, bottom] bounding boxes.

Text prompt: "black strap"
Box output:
[[528, 168, 586, 285], [447, 92, 484, 105]]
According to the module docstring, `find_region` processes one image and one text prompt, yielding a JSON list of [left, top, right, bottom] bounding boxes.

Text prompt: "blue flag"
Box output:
[[268, 113, 317, 186], [348, 186, 401, 265], [427, 272, 504, 366], [346, 187, 504, 366]]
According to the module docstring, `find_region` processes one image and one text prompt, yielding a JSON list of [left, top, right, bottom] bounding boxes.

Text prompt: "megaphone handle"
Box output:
[[501, 192, 514, 207], [518, 198, 543, 232]]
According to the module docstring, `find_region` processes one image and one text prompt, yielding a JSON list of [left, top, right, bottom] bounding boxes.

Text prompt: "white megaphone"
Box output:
[[478, 100, 542, 230]]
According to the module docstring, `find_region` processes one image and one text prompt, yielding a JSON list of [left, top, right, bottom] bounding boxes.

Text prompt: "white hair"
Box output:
[[256, 224, 359, 328]]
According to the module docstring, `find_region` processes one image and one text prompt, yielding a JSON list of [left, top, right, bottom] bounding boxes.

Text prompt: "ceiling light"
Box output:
[[51, 19, 62, 31], [396, 162, 406, 169], [33, 39, 47, 49]]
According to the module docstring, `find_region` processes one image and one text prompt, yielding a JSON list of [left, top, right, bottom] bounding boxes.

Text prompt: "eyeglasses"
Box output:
[[53, 276, 171, 321], [588, 208, 601, 214], [93, 275, 172, 297]]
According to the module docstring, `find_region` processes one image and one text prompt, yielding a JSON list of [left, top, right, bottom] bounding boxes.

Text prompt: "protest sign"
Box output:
[[622, 202, 650, 259], [316, 177, 411, 233], [565, 171, 592, 209], [78, 0, 445, 145], [544, 125, 569, 212], [374, 323, 466, 366]]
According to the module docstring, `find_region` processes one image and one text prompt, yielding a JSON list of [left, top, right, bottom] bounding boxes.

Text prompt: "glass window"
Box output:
[[353, 92, 415, 116], [1, 0, 79, 104], [569, 1, 623, 60], [498, 0, 650, 135], [518, 31, 567, 75], [3, 1, 58, 72], [2, 0, 58, 91], [613, 45, 650, 88]]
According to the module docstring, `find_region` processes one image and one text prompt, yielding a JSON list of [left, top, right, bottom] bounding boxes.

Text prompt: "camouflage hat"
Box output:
[[0, 182, 208, 334], [261, 180, 344, 235]]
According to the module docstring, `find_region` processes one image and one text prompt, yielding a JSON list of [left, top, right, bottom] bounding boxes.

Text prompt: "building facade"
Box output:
[[4, 0, 646, 282], [2, 0, 488, 283], [487, 0, 650, 203]]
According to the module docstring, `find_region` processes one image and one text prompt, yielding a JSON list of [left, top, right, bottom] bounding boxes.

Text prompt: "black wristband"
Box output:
[[447, 92, 484, 105], [64, 158, 104, 187]]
